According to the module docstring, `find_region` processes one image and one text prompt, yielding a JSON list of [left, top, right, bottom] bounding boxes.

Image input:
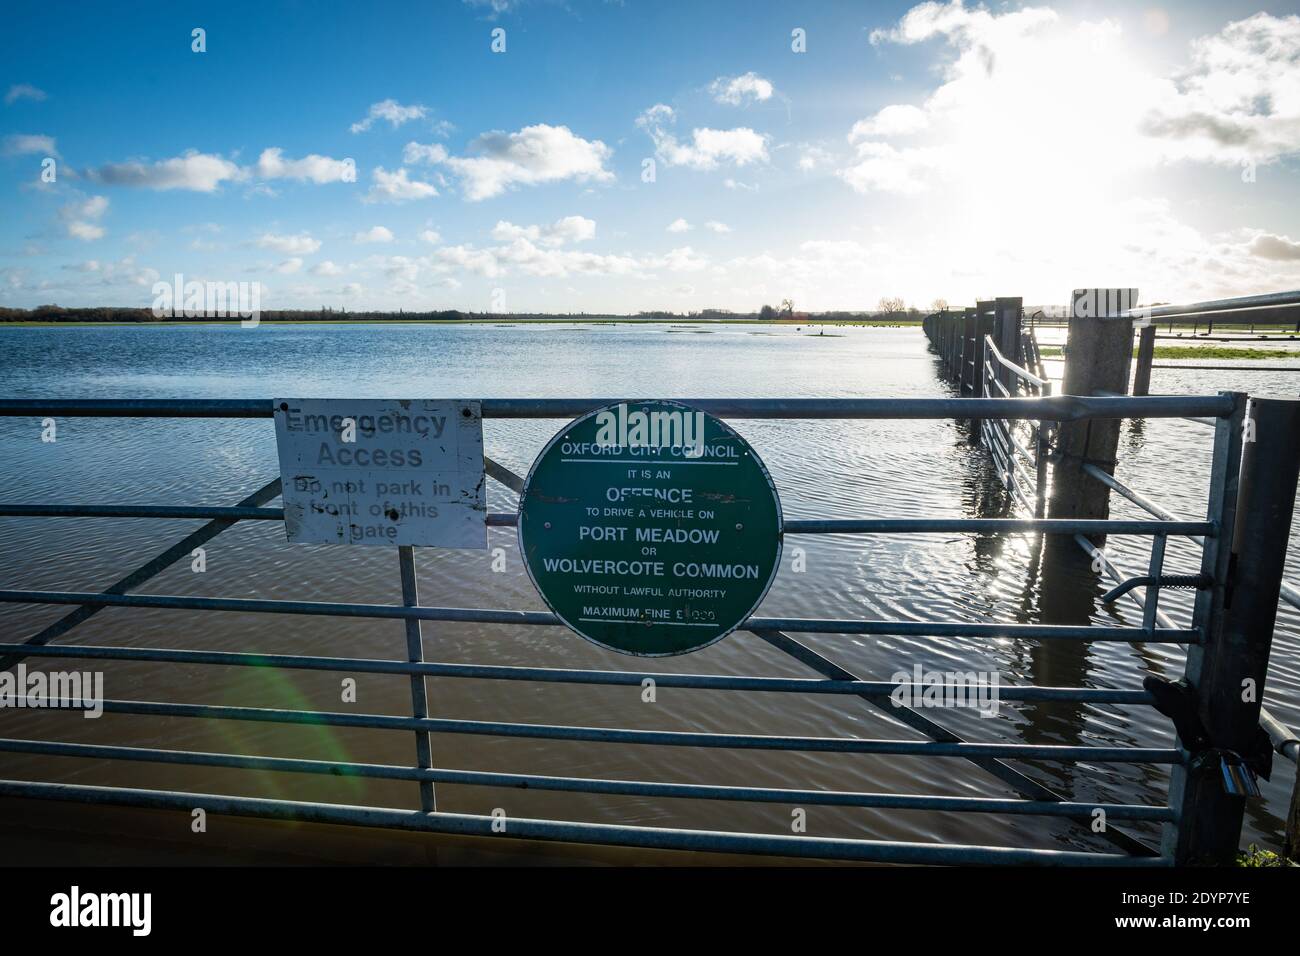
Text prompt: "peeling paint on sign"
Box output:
[[273, 398, 486, 548]]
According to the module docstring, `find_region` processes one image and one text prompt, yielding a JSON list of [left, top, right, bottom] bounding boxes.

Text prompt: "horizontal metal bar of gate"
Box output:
[[0, 643, 1157, 703], [0, 394, 1238, 421], [0, 739, 1175, 821], [0, 590, 1201, 642], [0, 780, 1169, 866], [20, 697, 1180, 762], [0, 504, 1215, 537]]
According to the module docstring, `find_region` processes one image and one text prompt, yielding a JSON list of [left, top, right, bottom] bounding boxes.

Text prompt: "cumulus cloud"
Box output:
[[276, 258, 304, 274], [257, 232, 321, 255], [60, 195, 109, 241], [89, 150, 242, 191], [3, 133, 57, 157], [710, 72, 775, 106], [85, 148, 354, 192], [839, 141, 944, 194], [1248, 233, 1300, 261], [491, 216, 596, 246], [350, 99, 428, 133], [402, 142, 449, 165], [657, 247, 708, 273], [637, 105, 768, 170], [667, 218, 692, 233], [440, 124, 613, 200], [354, 225, 395, 243], [254, 148, 355, 183], [364, 166, 439, 203], [850, 105, 929, 139], [796, 145, 834, 171], [5, 83, 47, 105], [418, 229, 442, 244], [311, 260, 343, 276], [704, 220, 731, 233], [851, 2, 1300, 203], [1139, 12, 1300, 164]]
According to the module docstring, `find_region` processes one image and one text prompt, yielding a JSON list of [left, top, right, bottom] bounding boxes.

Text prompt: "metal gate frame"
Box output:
[[0, 393, 1286, 865]]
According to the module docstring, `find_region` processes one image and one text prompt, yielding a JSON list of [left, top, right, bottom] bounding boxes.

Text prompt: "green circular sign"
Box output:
[[519, 400, 783, 656]]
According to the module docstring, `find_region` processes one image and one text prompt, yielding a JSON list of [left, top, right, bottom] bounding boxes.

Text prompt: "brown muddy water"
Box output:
[[0, 322, 1297, 862]]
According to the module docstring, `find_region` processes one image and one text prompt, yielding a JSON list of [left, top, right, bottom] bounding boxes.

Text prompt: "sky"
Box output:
[[1, 0, 1299, 314]]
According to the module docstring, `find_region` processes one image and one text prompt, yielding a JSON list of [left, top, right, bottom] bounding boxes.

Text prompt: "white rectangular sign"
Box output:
[[272, 398, 486, 548]]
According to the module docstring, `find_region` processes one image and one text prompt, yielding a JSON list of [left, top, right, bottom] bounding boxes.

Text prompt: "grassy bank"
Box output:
[[1038, 345, 1300, 360]]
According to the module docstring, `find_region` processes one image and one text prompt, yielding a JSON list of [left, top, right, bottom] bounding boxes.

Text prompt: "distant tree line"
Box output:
[[0, 302, 934, 323]]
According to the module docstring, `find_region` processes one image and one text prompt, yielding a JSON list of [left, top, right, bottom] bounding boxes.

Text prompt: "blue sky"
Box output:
[[2, 0, 1299, 313]]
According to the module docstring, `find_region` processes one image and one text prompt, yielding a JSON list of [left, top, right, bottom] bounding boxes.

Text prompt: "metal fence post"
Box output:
[[398, 545, 436, 813], [1168, 396, 1300, 865]]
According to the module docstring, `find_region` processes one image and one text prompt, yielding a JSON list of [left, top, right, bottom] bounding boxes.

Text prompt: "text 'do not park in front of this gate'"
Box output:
[[273, 398, 486, 548]]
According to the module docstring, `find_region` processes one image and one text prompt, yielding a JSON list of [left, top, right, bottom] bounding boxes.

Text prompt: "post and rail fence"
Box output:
[[925, 288, 1300, 863]]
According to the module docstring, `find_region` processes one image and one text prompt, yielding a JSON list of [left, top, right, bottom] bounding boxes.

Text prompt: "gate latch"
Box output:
[[1102, 573, 1211, 604], [1142, 676, 1273, 796]]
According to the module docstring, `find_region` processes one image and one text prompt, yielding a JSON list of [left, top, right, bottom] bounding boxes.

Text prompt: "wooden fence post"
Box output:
[[1045, 289, 1136, 544], [1132, 323, 1156, 396], [994, 297, 1023, 395]]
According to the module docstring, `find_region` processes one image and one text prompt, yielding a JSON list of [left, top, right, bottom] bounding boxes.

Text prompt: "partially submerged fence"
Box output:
[[926, 289, 1300, 861], [1, 387, 1298, 865]]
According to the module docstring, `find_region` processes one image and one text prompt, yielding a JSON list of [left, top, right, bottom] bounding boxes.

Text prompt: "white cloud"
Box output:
[[1248, 233, 1300, 261], [60, 195, 109, 241], [403, 142, 449, 165], [637, 105, 768, 170], [849, 104, 929, 139], [257, 232, 322, 255], [311, 260, 343, 276], [1140, 13, 1300, 164], [90, 150, 242, 192], [441, 124, 613, 200], [667, 218, 692, 233], [3, 133, 57, 157], [418, 229, 442, 244], [254, 148, 355, 183], [657, 246, 708, 273], [797, 145, 833, 171], [492, 215, 596, 246], [839, 141, 944, 195], [350, 99, 429, 133], [710, 72, 775, 106], [704, 221, 731, 233], [276, 258, 304, 274], [5, 84, 47, 105], [67, 222, 105, 241], [364, 166, 439, 203], [432, 244, 507, 278], [354, 226, 395, 243], [856, 3, 1300, 205]]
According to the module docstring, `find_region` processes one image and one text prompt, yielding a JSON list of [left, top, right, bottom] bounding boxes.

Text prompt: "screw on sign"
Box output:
[[518, 400, 782, 656]]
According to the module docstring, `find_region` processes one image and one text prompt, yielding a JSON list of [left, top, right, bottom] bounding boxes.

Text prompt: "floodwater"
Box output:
[[0, 322, 1297, 861]]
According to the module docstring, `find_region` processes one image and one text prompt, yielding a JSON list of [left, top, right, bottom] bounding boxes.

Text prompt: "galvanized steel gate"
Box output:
[[0, 393, 1295, 865]]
